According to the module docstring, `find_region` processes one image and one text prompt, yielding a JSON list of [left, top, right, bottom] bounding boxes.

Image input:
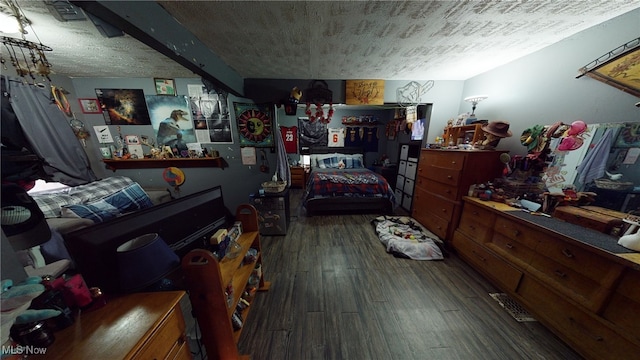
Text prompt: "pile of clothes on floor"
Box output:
[[371, 216, 445, 260]]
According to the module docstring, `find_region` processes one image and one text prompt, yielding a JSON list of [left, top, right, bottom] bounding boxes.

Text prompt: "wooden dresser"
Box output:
[[412, 149, 505, 243], [289, 166, 307, 189], [453, 197, 640, 360], [41, 291, 191, 360]]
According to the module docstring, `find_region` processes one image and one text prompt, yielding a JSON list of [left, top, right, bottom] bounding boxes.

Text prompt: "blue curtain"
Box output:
[[2, 76, 97, 185]]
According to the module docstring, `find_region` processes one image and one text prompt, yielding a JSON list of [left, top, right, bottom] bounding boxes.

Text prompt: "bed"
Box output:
[[302, 147, 396, 216]]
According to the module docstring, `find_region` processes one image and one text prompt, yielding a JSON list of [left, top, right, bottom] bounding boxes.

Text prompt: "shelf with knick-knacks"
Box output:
[[103, 157, 227, 171], [444, 124, 484, 146]]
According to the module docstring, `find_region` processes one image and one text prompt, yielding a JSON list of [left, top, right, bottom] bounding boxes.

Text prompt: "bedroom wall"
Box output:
[[458, 8, 640, 157], [65, 76, 276, 213]]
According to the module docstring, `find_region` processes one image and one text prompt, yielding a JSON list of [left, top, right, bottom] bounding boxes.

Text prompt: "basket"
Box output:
[[594, 178, 633, 191], [261, 181, 287, 193]]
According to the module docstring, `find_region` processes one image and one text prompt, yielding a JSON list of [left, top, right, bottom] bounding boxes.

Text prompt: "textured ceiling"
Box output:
[[2, 1, 640, 82]]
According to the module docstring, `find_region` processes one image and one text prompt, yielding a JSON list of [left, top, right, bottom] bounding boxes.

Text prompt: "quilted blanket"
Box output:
[[372, 216, 445, 260], [302, 168, 395, 205]]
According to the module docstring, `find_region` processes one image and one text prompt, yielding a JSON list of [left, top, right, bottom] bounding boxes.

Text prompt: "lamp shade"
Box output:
[[116, 233, 179, 292], [1, 184, 51, 251]]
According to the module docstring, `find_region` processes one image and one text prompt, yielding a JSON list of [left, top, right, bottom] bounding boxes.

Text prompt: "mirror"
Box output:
[[563, 122, 639, 212]]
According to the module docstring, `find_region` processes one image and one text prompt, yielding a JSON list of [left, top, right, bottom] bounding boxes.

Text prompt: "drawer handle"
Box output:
[[451, 161, 457, 165], [506, 243, 514, 249], [472, 211, 479, 215], [445, 189, 451, 194], [447, 175, 453, 179], [469, 225, 476, 230], [554, 270, 567, 278], [562, 249, 574, 258], [472, 250, 486, 263], [569, 317, 603, 341], [441, 208, 447, 213], [513, 230, 520, 237]]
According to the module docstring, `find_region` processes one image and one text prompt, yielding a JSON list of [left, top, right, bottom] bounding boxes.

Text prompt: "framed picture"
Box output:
[[154, 78, 176, 96], [78, 98, 101, 114], [577, 37, 640, 98], [614, 122, 640, 148], [233, 102, 274, 147], [124, 135, 140, 145], [95, 88, 152, 125]]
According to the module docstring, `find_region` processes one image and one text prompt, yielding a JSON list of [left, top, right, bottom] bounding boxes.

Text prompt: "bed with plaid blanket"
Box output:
[[302, 168, 395, 215]]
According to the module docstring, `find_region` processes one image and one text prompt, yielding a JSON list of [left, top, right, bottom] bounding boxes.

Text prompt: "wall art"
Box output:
[[95, 88, 151, 125], [145, 95, 196, 151], [233, 102, 274, 147], [577, 37, 640, 98], [154, 78, 176, 96], [78, 98, 101, 114]]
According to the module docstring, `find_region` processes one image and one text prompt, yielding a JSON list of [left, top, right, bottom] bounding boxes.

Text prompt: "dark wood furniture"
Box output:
[[453, 197, 640, 360], [40, 291, 191, 359], [412, 149, 506, 243], [181, 204, 270, 360], [289, 166, 306, 188]]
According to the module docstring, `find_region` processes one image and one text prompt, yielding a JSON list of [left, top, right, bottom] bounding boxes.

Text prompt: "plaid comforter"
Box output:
[[302, 168, 395, 205], [32, 176, 136, 218]]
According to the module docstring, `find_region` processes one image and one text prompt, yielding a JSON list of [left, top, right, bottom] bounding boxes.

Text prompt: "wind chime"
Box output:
[[0, 0, 52, 81]]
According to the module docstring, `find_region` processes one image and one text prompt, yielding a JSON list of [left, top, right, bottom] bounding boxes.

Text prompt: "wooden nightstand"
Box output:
[[290, 166, 307, 189], [40, 291, 191, 359]]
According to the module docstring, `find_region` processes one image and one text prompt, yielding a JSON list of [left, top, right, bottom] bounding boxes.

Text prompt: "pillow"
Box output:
[[101, 183, 154, 213], [60, 183, 153, 223], [61, 200, 120, 223], [318, 156, 342, 169], [341, 156, 364, 169]]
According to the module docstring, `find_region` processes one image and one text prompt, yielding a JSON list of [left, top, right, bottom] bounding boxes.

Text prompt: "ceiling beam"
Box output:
[[72, 1, 244, 96]]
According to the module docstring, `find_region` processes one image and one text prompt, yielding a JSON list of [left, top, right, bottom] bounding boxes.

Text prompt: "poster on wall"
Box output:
[[190, 92, 233, 144], [298, 117, 328, 153], [144, 95, 196, 150], [233, 102, 274, 147], [95, 89, 151, 125]]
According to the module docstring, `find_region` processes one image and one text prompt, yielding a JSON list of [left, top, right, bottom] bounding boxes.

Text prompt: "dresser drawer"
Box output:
[[602, 292, 640, 345], [614, 268, 640, 302], [527, 253, 607, 311], [413, 187, 456, 222], [133, 307, 187, 360], [453, 231, 523, 292], [416, 177, 459, 201], [493, 216, 540, 250], [457, 204, 495, 242], [419, 151, 465, 170], [488, 232, 536, 267], [535, 236, 623, 286], [418, 166, 461, 187], [518, 276, 640, 360], [413, 207, 448, 240]]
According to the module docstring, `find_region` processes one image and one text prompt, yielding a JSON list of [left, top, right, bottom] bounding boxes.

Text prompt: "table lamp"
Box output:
[[116, 233, 180, 292]]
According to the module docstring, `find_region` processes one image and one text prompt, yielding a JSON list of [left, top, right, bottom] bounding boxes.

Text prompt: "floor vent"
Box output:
[[489, 293, 537, 322]]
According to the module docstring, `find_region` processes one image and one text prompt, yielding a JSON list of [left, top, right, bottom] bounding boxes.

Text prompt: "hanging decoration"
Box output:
[[304, 102, 334, 124], [233, 102, 274, 147], [163, 166, 185, 195], [0, 1, 53, 81]]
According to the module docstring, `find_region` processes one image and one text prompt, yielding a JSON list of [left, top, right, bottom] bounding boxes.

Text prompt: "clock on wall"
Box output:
[[233, 103, 274, 147]]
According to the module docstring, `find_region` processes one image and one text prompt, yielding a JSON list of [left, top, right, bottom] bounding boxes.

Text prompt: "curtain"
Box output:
[[2, 76, 97, 185], [274, 109, 291, 186]]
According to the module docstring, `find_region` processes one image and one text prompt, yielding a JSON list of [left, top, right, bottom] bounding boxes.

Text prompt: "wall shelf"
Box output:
[[103, 157, 227, 171]]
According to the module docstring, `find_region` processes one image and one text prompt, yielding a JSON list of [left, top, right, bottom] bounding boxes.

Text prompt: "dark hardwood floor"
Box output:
[[195, 189, 583, 359]]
